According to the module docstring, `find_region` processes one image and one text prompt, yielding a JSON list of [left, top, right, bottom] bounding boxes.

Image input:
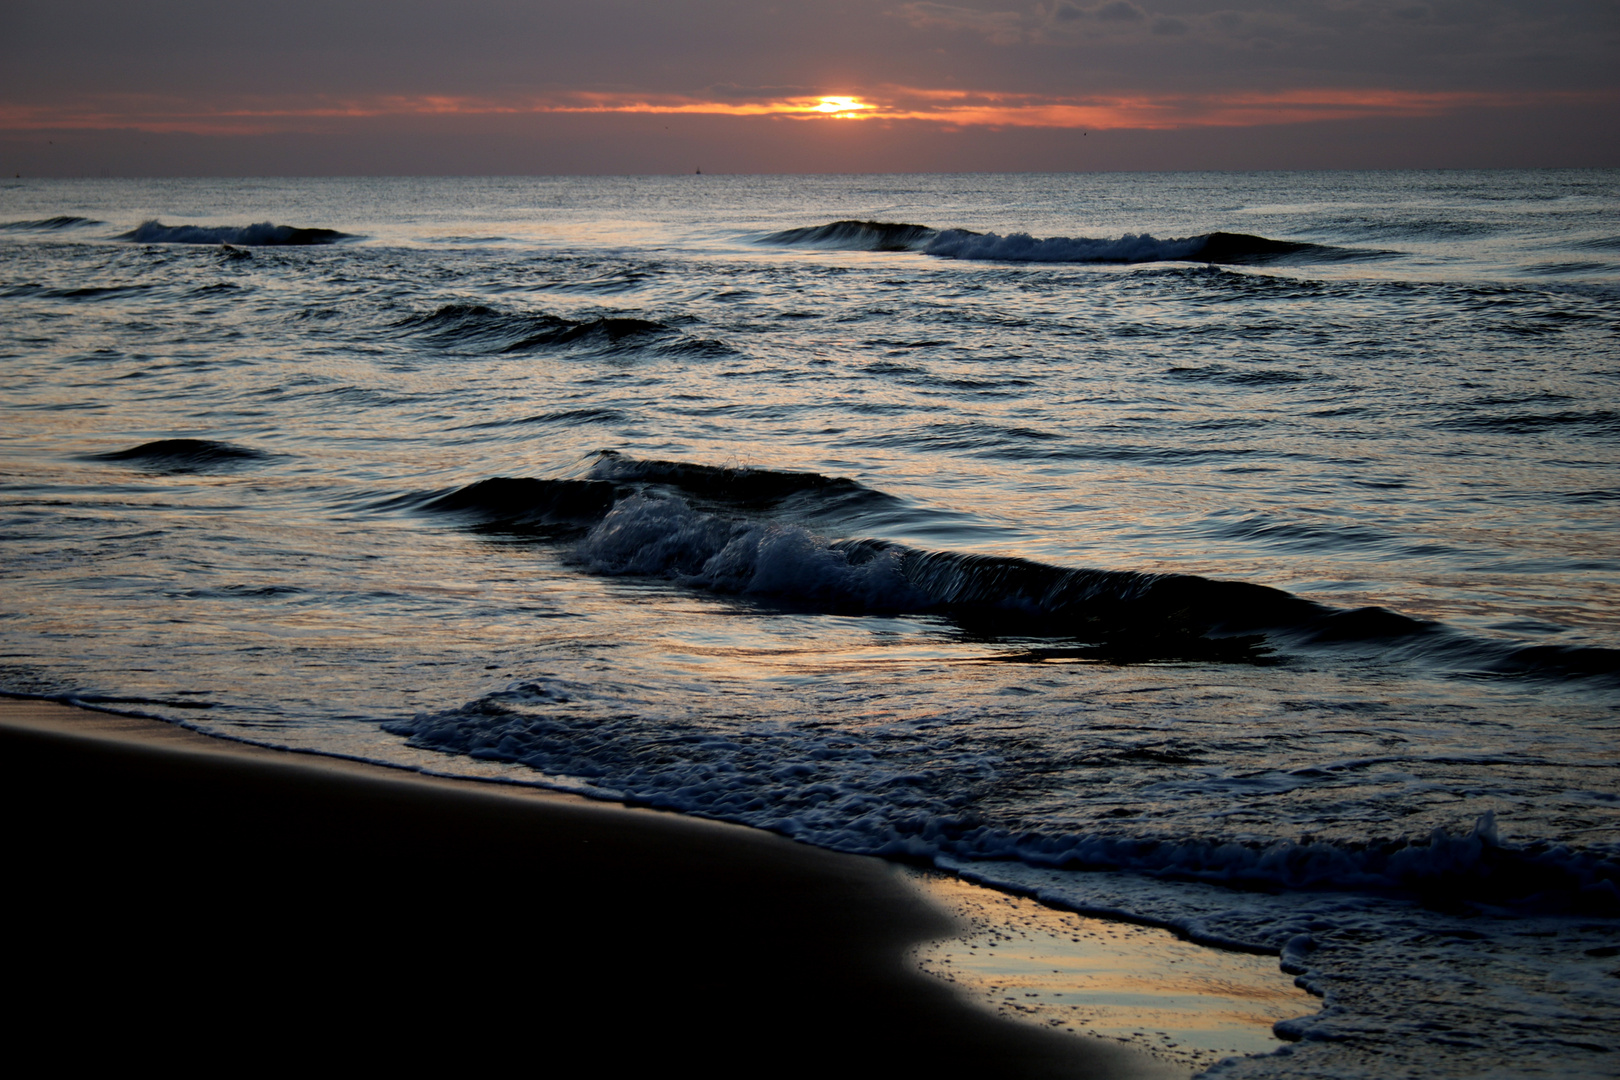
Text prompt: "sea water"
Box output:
[[2, 171, 1616, 1077]]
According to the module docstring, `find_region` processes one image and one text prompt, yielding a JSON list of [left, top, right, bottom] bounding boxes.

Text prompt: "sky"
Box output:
[[2, 0, 1617, 175]]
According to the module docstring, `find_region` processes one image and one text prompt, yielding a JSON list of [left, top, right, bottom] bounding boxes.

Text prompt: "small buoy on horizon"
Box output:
[[696, 168, 702, 174]]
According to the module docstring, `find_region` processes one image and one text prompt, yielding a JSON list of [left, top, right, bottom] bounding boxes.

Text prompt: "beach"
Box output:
[[2, 696, 1184, 1077], [2, 172, 1615, 1076]]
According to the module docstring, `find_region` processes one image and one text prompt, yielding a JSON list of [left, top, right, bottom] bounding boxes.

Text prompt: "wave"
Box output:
[[588, 449, 898, 514], [389, 677, 1619, 917], [90, 438, 270, 472], [959, 812, 1618, 915], [2, 283, 152, 301], [924, 228, 1349, 265], [1568, 235, 1620, 253], [760, 219, 1370, 265], [412, 477, 625, 536], [0, 215, 103, 232], [393, 303, 669, 353], [403, 452, 900, 535], [117, 220, 353, 245], [1442, 408, 1620, 436], [405, 455, 1620, 678], [760, 220, 939, 251]]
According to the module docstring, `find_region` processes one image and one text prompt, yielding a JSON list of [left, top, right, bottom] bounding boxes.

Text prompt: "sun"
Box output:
[[811, 96, 874, 118]]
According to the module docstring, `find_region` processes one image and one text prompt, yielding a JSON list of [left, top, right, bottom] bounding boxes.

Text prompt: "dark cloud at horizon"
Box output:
[[2, 0, 1616, 173]]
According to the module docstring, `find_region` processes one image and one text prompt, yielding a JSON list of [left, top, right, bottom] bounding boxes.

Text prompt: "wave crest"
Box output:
[[1, 215, 103, 231], [761, 219, 1368, 264], [759, 220, 940, 251], [118, 220, 353, 245], [90, 438, 270, 472], [394, 304, 669, 353], [924, 228, 1335, 265], [587, 449, 893, 512]]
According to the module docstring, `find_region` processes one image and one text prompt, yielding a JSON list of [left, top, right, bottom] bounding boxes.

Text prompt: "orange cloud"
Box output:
[[0, 87, 1601, 136]]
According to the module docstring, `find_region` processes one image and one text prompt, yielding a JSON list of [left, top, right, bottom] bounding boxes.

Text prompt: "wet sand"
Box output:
[[0, 698, 1182, 1077]]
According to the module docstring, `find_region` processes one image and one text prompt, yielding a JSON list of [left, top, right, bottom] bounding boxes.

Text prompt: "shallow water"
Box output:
[[911, 871, 1314, 1075], [2, 171, 1617, 1077]]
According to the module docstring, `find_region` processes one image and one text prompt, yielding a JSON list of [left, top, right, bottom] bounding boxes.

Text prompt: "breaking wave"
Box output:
[[400, 452, 900, 535], [588, 449, 899, 514], [761, 219, 1369, 265], [924, 229, 1340, 264], [405, 455, 1620, 678], [388, 682, 1619, 917], [118, 220, 354, 245]]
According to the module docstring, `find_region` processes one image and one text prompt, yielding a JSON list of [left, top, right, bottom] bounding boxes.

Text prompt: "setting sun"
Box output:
[[811, 96, 873, 117]]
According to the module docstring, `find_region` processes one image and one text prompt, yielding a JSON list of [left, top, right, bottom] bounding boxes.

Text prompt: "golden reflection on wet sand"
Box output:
[[910, 872, 1317, 1075]]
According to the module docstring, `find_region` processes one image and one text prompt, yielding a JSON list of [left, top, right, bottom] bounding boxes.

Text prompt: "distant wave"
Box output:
[[1, 283, 152, 301], [1571, 234, 1620, 253], [761, 219, 1368, 265], [118, 220, 353, 245], [0, 215, 103, 232], [393, 303, 669, 353], [760, 220, 939, 251], [90, 438, 270, 472], [925, 229, 1337, 264], [402, 454, 1619, 679]]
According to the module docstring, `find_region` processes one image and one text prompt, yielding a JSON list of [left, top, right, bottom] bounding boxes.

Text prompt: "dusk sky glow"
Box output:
[[3, 0, 1617, 174]]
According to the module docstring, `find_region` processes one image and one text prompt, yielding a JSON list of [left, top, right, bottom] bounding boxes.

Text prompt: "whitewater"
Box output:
[[2, 170, 1617, 1077]]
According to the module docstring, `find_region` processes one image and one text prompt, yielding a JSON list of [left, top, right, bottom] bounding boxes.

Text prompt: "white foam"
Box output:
[[121, 220, 349, 245], [576, 495, 925, 609]]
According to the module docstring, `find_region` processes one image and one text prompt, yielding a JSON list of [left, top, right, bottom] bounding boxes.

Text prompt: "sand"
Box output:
[[1, 697, 1184, 1077]]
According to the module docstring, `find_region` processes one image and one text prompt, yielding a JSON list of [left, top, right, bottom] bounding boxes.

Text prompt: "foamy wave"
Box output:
[[576, 496, 1390, 655], [403, 456, 1620, 678], [761, 219, 1358, 264], [389, 677, 1620, 917], [924, 228, 1327, 264], [119, 220, 353, 245], [957, 812, 1619, 913], [579, 495, 924, 610]]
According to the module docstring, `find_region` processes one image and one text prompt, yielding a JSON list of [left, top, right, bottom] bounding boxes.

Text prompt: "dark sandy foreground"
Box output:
[[1, 698, 1180, 1078]]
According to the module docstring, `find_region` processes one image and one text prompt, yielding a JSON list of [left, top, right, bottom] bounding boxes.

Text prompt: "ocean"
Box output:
[[2, 170, 1616, 1077]]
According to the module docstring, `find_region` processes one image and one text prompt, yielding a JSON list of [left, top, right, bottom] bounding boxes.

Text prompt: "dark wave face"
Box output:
[[760, 219, 942, 251], [587, 449, 899, 513], [90, 438, 270, 473], [118, 220, 354, 245], [1, 216, 104, 231], [411, 477, 624, 537], [392, 304, 668, 353]]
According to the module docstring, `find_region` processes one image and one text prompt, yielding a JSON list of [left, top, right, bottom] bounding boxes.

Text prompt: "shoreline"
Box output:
[[1, 696, 1181, 1077]]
